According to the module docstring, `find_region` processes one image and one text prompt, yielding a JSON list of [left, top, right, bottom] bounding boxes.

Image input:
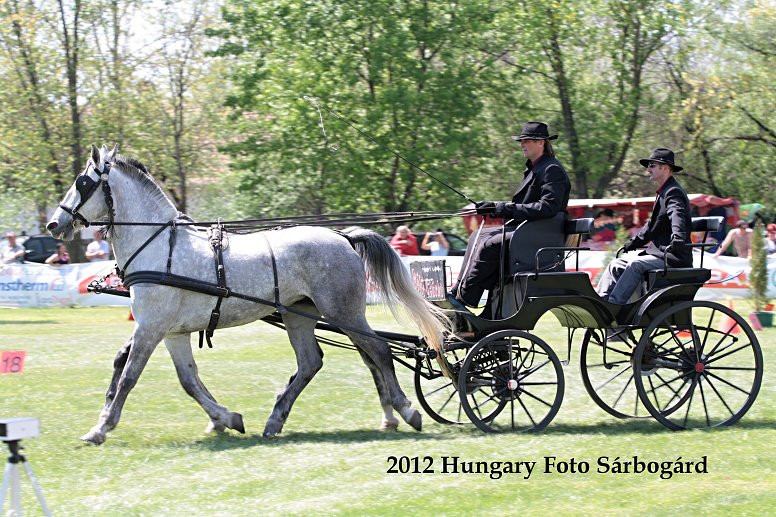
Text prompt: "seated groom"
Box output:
[[596, 148, 692, 304]]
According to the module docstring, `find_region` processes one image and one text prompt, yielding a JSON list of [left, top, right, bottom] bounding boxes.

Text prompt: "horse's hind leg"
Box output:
[[82, 325, 164, 445], [164, 334, 245, 435], [263, 307, 324, 437], [355, 349, 399, 430], [344, 324, 422, 431]]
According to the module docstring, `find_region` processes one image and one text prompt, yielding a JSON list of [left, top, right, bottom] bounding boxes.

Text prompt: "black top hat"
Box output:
[[639, 148, 683, 172], [511, 121, 558, 141]]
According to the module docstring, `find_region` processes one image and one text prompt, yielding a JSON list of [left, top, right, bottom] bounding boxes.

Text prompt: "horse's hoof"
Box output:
[[80, 429, 106, 445], [263, 418, 283, 437], [407, 410, 422, 431], [230, 412, 245, 434], [205, 421, 226, 434], [380, 419, 399, 431]]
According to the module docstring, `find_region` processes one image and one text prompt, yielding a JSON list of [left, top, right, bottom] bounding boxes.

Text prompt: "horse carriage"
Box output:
[[413, 213, 762, 433], [47, 145, 763, 443]]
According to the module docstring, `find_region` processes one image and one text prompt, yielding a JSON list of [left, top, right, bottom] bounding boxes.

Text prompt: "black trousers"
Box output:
[[454, 226, 514, 306]]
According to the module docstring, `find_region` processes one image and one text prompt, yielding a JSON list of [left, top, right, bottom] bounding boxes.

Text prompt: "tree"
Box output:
[[749, 220, 769, 312], [212, 0, 501, 217], [664, 0, 775, 207], [488, 0, 695, 198]]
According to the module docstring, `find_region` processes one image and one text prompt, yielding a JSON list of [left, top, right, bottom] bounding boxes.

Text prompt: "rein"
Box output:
[[79, 209, 474, 233]]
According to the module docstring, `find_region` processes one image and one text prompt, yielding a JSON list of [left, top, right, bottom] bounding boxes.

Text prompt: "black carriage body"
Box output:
[[437, 216, 719, 338]]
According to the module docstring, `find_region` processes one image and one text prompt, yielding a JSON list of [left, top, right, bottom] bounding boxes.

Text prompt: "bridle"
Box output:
[[59, 160, 116, 229]]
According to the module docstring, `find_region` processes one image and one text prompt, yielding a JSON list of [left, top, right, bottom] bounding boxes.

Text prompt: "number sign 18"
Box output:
[[0, 351, 26, 374]]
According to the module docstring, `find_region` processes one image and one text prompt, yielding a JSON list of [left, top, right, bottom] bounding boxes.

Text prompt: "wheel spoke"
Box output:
[[706, 321, 742, 359], [588, 340, 631, 357], [472, 387, 508, 411], [424, 380, 455, 398], [594, 364, 631, 391], [516, 393, 537, 426], [648, 375, 660, 407], [652, 371, 683, 401], [698, 376, 710, 427], [517, 359, 551, 380], [648, 371, 690, 392], [520, 381, 558, 386], [705, 342, 753, 365], [703, 373, 735, 417], [666, 326, 696, 362], [586, 360, 631, 368], [519, 387, 553, 407], [705, 371, 752, 396], [508, 340, 514, 380], [612, 374, 635, 410], [437, 389, 457, 414], [698, 309, 716, 357], [681, 377, 699, 427], [485, 345, 508, 382], [705, 366, 757, 371]]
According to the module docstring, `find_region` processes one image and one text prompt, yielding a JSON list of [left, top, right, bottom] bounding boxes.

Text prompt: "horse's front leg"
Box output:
[[81, 325, 164, 445], [105, 337, 132, 404], [164, 334, 245, 435]]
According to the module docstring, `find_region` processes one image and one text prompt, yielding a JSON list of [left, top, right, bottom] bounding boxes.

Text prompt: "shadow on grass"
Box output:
[[539, 418, 774, 434], [189, 428, 451, 450], [0, 320, 58, 325], [184, 417, 776, 450]]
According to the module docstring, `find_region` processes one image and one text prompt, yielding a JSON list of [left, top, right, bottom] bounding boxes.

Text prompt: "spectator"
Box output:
[[421, 229, 450, 256], [85, 229, 111, 261], [45, 243, 70, 266], [591, 209, 617, 243], [766, 223, 776, 255], [1, 231, 25, 264], [390, 226, 419, 256], [713, 220, 753, 259]]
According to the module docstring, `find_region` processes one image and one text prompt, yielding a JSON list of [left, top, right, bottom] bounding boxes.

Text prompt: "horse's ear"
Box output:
[[108, 143, 118, 160], [91, 144, 100, 165]]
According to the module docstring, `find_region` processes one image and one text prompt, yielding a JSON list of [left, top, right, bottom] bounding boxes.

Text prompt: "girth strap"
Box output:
[[199, 222, 227, 349], [261, 232, 286, 314]]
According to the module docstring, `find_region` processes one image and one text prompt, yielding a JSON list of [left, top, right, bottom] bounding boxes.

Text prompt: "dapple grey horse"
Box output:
[[47, 145, 450, 445]]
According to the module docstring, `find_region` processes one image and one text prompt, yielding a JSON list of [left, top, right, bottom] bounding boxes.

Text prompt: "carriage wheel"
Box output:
[[458, 330, 564, 433], [632, 301, 763, 430], [580, 328, 652, 419], [414, 349, 468, 425]]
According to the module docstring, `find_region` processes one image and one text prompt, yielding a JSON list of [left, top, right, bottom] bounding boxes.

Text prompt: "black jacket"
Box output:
[[629, 175, 693, 267], [493, 154, 571, 221]]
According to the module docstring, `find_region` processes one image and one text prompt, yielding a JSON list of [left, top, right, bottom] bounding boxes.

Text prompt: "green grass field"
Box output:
[[1, 305, 774, 516]]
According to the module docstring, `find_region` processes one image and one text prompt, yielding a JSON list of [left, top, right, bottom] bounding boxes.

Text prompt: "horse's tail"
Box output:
[[341, 227, 452, 359]]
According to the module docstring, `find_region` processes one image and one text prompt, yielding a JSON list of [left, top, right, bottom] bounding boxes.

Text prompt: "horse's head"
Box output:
[[47, 144, 118, 240]]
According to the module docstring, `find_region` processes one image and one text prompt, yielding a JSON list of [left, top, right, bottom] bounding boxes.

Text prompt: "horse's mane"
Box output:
[[111, 154, 176, 211]]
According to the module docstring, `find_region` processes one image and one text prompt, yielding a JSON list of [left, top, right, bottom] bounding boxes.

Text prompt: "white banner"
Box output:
[[0, 262, 129, 308], [2, 250, 775, 308]]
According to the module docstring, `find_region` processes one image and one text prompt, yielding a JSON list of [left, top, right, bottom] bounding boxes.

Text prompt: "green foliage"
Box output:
[[749, 220, 769, 311], [214, 0, 503, 217], [0, 0, 773, 232]]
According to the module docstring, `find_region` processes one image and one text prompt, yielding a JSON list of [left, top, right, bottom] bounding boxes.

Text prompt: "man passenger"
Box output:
[[596, 148, 692, 304]]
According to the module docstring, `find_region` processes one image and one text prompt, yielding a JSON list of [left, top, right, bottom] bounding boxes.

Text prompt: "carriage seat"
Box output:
[[491, 217, 594, 318], [642, 216, 723, 291], [645, 268, 712, 291], [508, 213, 567, 274], [508, 215, 594, 275]]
